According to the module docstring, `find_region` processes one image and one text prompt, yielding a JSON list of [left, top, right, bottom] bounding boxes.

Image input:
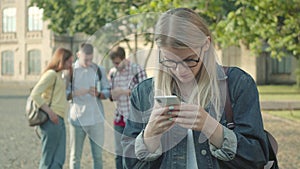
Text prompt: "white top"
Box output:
[[68, 61, 110, 126], [187, 129, 198, 168]]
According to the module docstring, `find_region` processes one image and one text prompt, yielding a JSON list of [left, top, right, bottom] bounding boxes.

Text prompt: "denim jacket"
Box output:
[[121, 66, 269, 169]]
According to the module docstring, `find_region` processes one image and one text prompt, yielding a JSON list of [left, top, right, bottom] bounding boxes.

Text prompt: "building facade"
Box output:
[[0, 0, 297, 84], [0, 0, 85, 82], [221, 44, 297, 85]]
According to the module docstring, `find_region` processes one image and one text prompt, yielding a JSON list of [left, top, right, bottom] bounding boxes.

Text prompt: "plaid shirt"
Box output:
[[109, 60, 147, 126]]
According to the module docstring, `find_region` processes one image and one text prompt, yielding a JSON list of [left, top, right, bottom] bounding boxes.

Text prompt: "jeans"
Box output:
[[114, 125, 125, 169], [69, 122, 104, 169], [39, 117, 66, 169]]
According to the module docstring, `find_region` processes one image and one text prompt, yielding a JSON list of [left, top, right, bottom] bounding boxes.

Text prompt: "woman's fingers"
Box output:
[[168, 105, 207, 131], [50, 114, 59, 124], [147, 107, 177, 136], [173, 113, 198, 123], [147, 103, 204, 135]]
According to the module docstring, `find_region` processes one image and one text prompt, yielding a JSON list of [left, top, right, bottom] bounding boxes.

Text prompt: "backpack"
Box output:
[[223, 67, 279, 169]]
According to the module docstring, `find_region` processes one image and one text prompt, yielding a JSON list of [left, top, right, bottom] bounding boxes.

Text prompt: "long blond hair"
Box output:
[[154, 8, 223, 120]]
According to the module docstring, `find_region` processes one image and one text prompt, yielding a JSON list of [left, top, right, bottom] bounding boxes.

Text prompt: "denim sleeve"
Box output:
[[121, 78, 163, 169], [219, 68, 269, 168], [135, 130, 162, 161], [209, 126, 237, 161]]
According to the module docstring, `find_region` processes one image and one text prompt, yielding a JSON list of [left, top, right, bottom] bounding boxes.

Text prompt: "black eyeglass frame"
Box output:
[[159, 47, 202, 69]]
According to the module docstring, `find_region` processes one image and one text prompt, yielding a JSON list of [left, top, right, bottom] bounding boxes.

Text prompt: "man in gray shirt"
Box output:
[[67, 43, 110, 169]]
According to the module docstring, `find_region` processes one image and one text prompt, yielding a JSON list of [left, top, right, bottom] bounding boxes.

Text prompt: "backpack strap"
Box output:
[[223, 66, 279, 169], [109, 68, 117, 102], [223, 66, 235, 129], [91, 63, 102, 81], [96, 66, 102, 81], [34, 76, 57, 139], [48, 77, 57, 107]]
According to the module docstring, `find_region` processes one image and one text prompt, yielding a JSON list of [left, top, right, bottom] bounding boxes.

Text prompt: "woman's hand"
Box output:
[[144, 105, 178, 137], [41, 104, 59, 124], [170, 103, 224, 147], [48, 111, 59, 124], [143, 104, 178, 152], [170, 103, 208, 131]]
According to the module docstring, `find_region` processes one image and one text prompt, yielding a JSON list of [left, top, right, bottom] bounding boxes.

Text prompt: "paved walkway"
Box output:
[[0, 82, 116, 169], [261, 100, 300, 110], [0, 82, 299, 169]]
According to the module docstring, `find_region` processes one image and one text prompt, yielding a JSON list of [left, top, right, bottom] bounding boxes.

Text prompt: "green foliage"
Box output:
[[30, 0, 300, 62], [70, 0, 117, 35], [30, 0, 74, 34], [29, 0, 185, 35], [212, 0, 300, 59], [29, 0, 185, 65]]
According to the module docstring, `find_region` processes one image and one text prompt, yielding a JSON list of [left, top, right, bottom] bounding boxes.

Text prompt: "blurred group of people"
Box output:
[[31, 44, 147, 169]]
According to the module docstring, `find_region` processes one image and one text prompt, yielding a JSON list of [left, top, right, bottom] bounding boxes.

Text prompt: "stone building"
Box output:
[[0, 0, 297, 84], [222, 44, 297, 85], [0, 0, 85, 83]]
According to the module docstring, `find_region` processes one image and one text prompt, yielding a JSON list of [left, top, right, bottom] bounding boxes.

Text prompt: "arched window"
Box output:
[[1, 50, 14, 75], [28, 6, 43, 31], [28, 50, 41, 75], [2, 8, 16, 32]]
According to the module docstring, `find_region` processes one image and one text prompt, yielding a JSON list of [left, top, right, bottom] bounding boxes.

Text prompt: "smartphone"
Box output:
[[154, 95, 180, 106]]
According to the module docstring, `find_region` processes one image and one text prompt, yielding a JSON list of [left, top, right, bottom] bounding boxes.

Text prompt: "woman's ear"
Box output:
[[203, 36, 211, 51]]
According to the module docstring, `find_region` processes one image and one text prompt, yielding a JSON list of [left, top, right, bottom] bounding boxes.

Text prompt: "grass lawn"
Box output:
[[258, 85, 300, 121], [257, 85, 300, 101], [263, 110, 300, 121]]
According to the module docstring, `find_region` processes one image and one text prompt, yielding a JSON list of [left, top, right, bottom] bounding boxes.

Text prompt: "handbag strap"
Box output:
[[48, 77, 57, 107], [33, 76, 57, 140], [223, 66, 279, 169]]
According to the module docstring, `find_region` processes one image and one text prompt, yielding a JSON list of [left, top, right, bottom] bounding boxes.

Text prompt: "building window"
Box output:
[[271, 56, 292, 74], [28, 7, 43, 31], [2, 8, 16, 32], [28, 50, 41, 75], [1, 50, 14, 75]]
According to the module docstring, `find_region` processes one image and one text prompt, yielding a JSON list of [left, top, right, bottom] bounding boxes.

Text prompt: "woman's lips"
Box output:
[[178, 73, 192, 79]]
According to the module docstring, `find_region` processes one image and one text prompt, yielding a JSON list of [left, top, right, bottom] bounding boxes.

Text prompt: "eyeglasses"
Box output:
[[159, 50, 201, 69]]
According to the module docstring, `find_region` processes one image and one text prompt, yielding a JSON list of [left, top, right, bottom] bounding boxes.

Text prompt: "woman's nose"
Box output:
[[175, 62, 187, 71]]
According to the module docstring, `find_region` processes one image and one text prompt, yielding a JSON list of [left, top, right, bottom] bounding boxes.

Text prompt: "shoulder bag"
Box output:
[[25, 78, 57, 126]]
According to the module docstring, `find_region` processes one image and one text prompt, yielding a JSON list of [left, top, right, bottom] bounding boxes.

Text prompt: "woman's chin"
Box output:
[[177, 75, 195, 83]]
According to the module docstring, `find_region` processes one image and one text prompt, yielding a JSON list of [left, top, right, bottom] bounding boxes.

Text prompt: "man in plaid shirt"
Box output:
[[108, 46, 147, 169]]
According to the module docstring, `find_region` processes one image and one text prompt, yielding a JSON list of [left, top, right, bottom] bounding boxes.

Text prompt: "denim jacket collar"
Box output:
[[216, 64, 228, 81]]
